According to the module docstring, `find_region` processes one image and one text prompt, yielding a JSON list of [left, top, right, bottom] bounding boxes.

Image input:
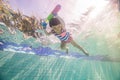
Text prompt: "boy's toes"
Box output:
[[85, 52, 89, 56]]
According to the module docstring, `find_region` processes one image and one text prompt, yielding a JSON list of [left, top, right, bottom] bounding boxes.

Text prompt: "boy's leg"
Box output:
[[70, 39, 89, 56], [60, 42, 68, 54]]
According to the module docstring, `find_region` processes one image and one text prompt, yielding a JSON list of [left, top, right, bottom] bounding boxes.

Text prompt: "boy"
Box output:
[[43, 16, 89, 56]]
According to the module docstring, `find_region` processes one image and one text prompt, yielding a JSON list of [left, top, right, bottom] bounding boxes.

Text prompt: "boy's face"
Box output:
[[52, 24, 62, 31]]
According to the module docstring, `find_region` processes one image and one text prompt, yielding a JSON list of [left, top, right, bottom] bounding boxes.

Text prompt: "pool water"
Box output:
[[0, 19, 120, 80]]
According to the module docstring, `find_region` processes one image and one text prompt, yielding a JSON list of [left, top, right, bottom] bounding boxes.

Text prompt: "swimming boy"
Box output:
[[43, 16, 89, 56]]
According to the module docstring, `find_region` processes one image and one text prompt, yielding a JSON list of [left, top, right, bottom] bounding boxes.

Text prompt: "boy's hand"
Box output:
[[40, 21, 47, 29]]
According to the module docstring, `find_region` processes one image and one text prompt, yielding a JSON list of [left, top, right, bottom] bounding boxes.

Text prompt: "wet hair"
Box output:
[[49, 18, 61, 27]]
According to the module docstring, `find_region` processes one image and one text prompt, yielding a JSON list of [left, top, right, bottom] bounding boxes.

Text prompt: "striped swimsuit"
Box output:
[[52, 29, 72, 43]]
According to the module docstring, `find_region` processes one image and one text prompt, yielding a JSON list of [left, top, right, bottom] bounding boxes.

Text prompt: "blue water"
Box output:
[[0, 21, 120, 80]]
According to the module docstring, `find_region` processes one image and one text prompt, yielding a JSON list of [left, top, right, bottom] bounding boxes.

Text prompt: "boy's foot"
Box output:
[[66, 48, 69, 54], [84, 52, 89, 56]]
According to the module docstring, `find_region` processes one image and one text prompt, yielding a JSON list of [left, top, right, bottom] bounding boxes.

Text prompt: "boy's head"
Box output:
[[49, 17, 61, 27]]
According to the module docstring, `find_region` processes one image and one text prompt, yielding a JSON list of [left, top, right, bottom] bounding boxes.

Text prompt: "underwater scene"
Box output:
[[0, 0, 120, 80]]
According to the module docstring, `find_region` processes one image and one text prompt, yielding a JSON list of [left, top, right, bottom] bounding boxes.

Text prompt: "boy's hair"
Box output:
[[49, 18, 61, 27]]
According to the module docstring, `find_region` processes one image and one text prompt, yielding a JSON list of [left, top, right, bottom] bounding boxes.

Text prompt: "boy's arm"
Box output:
[[40, 20, 52, 36], [43, 29, 52, 36]]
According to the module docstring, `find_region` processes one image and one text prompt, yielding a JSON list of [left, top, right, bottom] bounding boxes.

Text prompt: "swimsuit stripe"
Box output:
[[55, 32, 70, 41], [52, 29, 71, 42]]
